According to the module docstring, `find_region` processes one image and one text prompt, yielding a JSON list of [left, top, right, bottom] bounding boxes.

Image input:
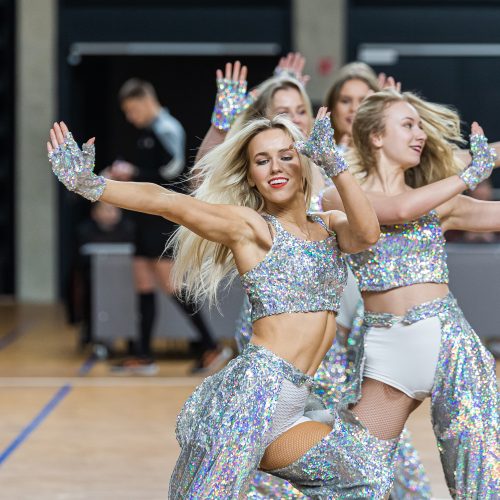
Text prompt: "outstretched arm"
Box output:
[[295, 108, 380, 253], [443, 195, 500, 233], [48, 122, 251, 248], [322, 122, 497, 225]]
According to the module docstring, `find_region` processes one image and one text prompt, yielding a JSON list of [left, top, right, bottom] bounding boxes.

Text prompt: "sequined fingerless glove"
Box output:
[[211, 78, 254, 131], [460, 134, 497, 191], [295, 116, 348, 178], [273, 66, 300, 80], [48, 133, 106, 202]]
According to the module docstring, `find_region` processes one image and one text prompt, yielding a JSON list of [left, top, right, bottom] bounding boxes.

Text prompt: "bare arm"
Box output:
[[102, 180, 253, 246], [329, 172, 380, 253], [322, 175, 466, 225], [443, 194, 500, 233], [194, 125, 227, 163], [323, 122, 496, 225], [295, 107, 379, 252], [48, 121, 253, 249]]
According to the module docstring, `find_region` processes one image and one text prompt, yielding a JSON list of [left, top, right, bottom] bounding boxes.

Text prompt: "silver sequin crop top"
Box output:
[[347, 211, 448, 292], [240, 214, 348, 322]]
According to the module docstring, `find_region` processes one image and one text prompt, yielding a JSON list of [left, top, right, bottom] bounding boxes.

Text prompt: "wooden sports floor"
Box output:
[[1, 301, 496, 499]]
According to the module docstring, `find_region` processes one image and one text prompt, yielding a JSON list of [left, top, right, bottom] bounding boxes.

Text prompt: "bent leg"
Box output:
[[260, 421, 332, 471], [430, 306, 499, 497], [351, 378, 421, 440]]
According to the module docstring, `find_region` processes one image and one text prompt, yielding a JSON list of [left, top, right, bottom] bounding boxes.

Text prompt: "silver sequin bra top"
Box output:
[[347, 211, 448, 292], [240, 215, 348, 322]]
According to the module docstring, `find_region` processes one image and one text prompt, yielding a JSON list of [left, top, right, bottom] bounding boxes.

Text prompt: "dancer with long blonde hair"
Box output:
[[47, 108, 408, 497], [322, 89, 499, 497]]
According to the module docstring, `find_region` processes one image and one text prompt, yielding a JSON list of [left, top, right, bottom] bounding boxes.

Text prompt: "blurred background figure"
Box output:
[[105, 78, 231, 375], [73, 202, 135, 347]]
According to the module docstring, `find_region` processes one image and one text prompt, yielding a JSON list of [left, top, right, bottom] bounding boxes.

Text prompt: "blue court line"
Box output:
[[77, 353, 97, 376], [0, 384, 72, 466], [0, 321, 34, 350]]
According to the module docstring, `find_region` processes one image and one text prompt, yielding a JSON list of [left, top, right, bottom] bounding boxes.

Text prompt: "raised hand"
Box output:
[[273, 52, 310, 86], [377, 73, 402, 92], [47, 122, 106, 202], [294, 107, 348, 178], [211, 60, 253, 131], [460, 122, 497, 191]]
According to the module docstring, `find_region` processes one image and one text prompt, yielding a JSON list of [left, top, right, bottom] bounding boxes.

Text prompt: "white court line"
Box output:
[[0, 377, 202, 387]]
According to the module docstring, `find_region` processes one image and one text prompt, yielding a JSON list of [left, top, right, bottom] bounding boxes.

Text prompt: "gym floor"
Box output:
[[2, 301, 495, 499]]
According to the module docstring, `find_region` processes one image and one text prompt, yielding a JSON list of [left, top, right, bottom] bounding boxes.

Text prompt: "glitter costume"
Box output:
[[169, 210, 404, 498], [241, 215, 348, 322], [211, 77, 254, 131], [295, 117, 348, 178], [347, 210, 499, 498], [459, 134, 496, 190], [48, 133, 105, 202], [236, 280, 432, 499]]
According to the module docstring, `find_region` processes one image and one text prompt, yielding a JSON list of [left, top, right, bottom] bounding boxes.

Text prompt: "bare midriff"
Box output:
[[362, 282, 449, 316], [250, 310, 337, 375]]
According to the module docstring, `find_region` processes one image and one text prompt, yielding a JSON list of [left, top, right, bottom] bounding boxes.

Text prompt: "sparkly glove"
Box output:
[[211, 78, 254, 131], [294, 116, 348, 178], [273, 66, 300, 80], [460, 134, 497, 191], [48, 133, 106, 202]]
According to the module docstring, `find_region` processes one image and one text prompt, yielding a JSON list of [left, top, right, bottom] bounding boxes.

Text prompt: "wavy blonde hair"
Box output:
[[168, 115, 314, 306], [350, 89, 466, 187], [228, 75, 313, 138]]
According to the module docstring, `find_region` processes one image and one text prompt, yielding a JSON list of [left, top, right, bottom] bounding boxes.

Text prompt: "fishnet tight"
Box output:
[[260, 421, 332, 471], [351, 377, 422, 440]]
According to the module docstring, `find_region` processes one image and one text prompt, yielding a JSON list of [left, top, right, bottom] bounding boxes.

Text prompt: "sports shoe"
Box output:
[[190, 346, 234, 375], [110, 357, 159, 376]]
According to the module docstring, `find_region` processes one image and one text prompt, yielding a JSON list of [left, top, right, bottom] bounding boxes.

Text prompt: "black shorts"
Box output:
[[131, 212, 178, 259]]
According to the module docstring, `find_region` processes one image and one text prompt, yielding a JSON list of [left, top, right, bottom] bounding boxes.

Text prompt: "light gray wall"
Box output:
[[293, 0, 346, 103], [15, 0, 57, 302]]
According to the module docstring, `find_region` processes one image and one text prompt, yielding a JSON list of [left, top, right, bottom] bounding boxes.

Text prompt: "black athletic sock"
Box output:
[[137, 292, 156, 359], [173, 296, 217, 352]]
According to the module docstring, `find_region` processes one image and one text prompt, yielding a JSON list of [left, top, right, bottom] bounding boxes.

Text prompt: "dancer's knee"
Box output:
[[260, 421, 331, 471]]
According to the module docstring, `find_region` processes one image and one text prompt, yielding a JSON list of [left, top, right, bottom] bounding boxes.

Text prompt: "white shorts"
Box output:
[[268, 379, 312, 443], [363, 316, 442, 400]]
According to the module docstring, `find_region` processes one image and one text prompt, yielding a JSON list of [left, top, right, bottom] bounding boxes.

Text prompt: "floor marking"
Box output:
[[0, 377, 201, 387], [0, 384, 72, 466]]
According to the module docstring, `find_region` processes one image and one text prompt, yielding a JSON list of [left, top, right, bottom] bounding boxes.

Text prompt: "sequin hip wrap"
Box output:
[[235, 298, 432, 499], [349, 293, 499, 499], [169, 343, 313, 499]]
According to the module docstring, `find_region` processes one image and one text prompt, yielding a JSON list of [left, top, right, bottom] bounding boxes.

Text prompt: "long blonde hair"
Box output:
[[350, 89, 465, 187], [229, 76, 313, 138], [169, 115, 314, 306]]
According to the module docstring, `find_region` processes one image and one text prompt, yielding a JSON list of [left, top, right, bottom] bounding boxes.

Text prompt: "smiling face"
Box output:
[[246, 128, 305, 208], [269, 87, 312, 136], [373, 101, 427, 169], [333, 78, 372, 138]]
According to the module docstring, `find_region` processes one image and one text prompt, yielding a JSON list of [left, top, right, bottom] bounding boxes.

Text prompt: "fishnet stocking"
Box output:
[[351, 378, 421, 440], [260, 421, 332, 471]]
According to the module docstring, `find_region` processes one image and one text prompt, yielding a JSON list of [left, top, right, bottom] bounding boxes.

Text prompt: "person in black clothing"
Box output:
[[75, 201, 135, 346], [108, 78, 232, 375]]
